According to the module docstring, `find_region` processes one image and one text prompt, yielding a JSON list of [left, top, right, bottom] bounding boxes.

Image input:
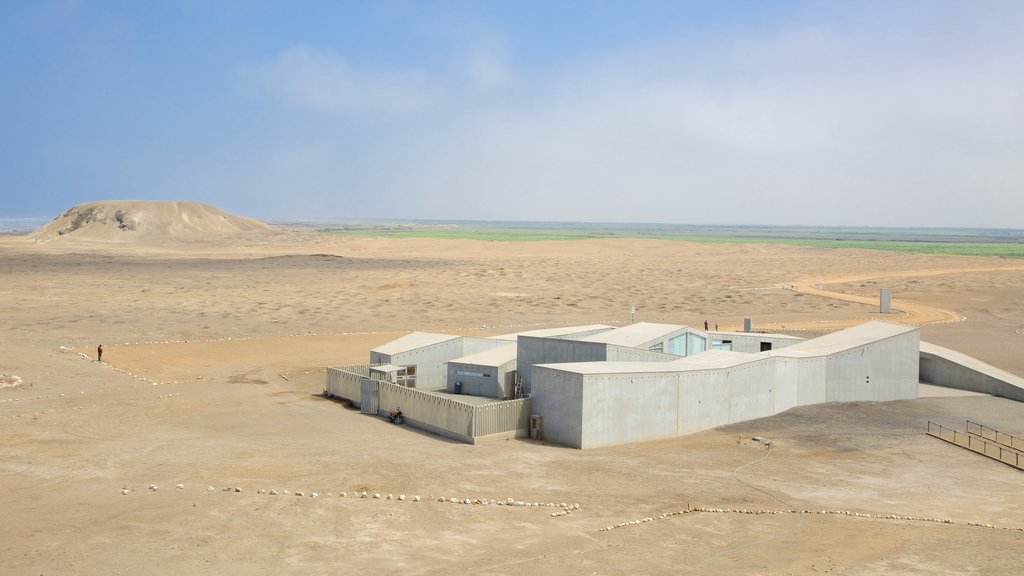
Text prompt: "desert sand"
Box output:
[[2, 206, 1024, 575]]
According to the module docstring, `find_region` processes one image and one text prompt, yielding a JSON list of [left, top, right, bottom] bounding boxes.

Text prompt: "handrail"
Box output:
[[966, 420, 1024, 452], [927, 421, 1023, 471]]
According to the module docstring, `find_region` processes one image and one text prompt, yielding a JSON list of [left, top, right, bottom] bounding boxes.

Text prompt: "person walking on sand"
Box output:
[[97, 344, 103, 362], [704, 320, 709, 331]]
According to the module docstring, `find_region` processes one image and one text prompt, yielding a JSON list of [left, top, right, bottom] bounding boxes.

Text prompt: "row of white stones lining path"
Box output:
[[599, 506, 1022, 533], [122, 484, 580, 517]]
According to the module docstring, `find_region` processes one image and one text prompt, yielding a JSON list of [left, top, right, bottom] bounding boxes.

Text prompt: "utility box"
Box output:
[[743, 318, 752, 332], [880, 288, 892, 313], [529, 415, 542, 440]]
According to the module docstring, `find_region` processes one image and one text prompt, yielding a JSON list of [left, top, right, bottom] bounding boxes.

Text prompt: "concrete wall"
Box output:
[[824, 330, 919, 402], [920, 341, 1024, 402], [531, 328, 919, 449], [580, 372, 680, 448], [635, 327, 691, 353], [324, 365, 370, 405], [374, 337, 466, 388], [675, 359, 778, 438], [710, 333, 804, 353], [529, 366, 585, 448], [446, 358, 516, 398], [517, 337, 608, 391], [605, 345, 680, 363], [462, 336, 512, 356], [772, 356, 827, 410], [533, 358, 781, 449]]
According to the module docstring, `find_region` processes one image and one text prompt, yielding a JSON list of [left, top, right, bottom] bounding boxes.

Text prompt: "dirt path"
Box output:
[[760, 264, 1024, 331]]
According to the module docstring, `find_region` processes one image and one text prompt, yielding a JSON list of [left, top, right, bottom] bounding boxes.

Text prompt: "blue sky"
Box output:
[[2, 1, 1022, 227]]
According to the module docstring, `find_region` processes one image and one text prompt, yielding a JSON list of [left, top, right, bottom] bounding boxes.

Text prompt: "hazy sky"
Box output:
[[2, 1, 1022, 227]]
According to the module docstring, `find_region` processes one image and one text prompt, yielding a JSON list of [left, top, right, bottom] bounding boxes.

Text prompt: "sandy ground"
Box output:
[[2, 231, 1024, 575]]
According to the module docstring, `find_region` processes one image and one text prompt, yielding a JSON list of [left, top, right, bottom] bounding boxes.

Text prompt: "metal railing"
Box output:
[[966, 420, 1024, 451], [927, 421, 1024, 471]]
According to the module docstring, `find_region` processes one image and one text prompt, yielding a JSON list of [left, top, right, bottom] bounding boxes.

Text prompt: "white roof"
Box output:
[[536, 350, 765, 375], [535, 360, 689, 375], [669, 349, 767, 369], [450, 344, 517, 367], [490, 324, 614, 341], [372, 332, 460, 355], [710, 331, 803, 340], [766, 321, 917, 358], [370, 364, 407, 374], [578, 322, 687, 347]]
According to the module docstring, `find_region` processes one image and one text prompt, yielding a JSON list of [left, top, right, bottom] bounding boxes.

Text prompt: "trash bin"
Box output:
[[454, 381, 462, 394]]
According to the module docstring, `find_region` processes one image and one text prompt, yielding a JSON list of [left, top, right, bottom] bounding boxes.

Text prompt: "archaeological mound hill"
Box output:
[[29, 200, 278, 243]]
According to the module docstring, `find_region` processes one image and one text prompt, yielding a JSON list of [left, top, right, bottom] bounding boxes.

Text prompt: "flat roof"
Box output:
[[536, 350, 765, 375], [710, 331, 804, 340], [370, 364, 407, 373], [450, 343, 517, 367], [490, 324, 614, 341], [577, 322, 688, 347], [669, 349, 767, 369], [766, 321, 917, 358], [371, 332, 461, 355]]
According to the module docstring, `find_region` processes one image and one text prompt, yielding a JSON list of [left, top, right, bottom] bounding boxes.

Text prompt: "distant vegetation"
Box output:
[[319, 221, 1024, 258]]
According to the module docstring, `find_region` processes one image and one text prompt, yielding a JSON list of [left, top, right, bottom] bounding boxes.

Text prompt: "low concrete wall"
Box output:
[[355, 381, 531, 444], [325, 365, 370, 406], [920, 341, 1024, 402]]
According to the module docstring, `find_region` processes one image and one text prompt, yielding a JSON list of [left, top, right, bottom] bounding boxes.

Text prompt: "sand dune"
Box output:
[[28, 200, 278, 243]]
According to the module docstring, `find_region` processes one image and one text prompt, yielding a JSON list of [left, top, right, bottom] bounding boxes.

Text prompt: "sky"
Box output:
[[1, 1, 1022, 227]]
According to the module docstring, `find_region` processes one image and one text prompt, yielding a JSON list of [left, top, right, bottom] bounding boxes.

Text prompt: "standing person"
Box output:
[[715, 322, 719, 331], [97, 344, 103, 362], [704, 320, 709, 331]]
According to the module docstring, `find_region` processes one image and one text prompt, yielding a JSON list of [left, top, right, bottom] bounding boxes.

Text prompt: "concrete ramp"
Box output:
[[920, 341, 1024, 402]]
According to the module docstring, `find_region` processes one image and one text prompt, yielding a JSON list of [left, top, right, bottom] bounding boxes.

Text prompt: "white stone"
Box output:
[[413, 496, 420, 502], [340, 492, 347, 498], [295, 491, 304, 497], [398, 495, 406, 501], [176, 484, 184, 490], [121, 489, 130, 495], [270, 489, 278, 495]]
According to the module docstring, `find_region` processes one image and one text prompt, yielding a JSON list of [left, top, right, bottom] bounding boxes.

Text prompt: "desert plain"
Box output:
[[2, 221, 1024, 575]]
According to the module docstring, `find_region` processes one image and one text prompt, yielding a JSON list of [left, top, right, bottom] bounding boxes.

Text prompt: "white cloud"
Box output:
[[244, 44, 441, 117], [231, 4, 1024, 227]]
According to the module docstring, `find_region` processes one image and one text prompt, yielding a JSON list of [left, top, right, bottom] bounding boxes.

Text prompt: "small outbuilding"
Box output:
[[446, 344, 518, 398]]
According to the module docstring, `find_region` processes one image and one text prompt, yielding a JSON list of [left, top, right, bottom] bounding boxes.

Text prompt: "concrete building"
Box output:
[[529, 321, 919, 448], [446, 344, 518, 398], [369, 332, 509, 388], [516, 322, 713, 391], [340, 320, 928, 450], [708, 330, 805, 353], [489, 324, 615, 342]]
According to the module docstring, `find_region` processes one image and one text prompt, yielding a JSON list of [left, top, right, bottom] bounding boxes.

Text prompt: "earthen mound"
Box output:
[[30, 201, 278, 242]]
